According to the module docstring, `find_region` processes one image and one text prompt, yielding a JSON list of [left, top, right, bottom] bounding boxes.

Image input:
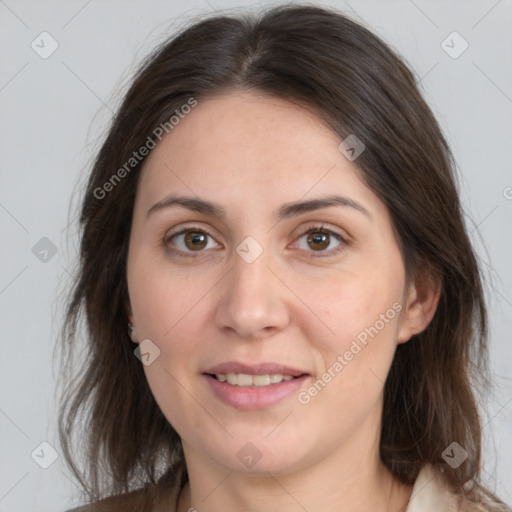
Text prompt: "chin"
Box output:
[[200, 436, 314, 476]]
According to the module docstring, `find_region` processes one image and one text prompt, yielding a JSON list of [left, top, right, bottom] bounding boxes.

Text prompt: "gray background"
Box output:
[[0, 0, 511, 510]]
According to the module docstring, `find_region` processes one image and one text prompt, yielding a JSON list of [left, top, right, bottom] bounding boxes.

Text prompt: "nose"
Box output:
[[214, 245, 291, 340]]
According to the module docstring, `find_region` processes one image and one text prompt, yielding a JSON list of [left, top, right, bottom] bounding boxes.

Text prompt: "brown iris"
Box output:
[[184, 231, 208, 251], [307, 232, 330, 251]]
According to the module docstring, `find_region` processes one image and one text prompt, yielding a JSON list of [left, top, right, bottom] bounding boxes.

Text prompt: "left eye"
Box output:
[[294, 228, 344, 253]]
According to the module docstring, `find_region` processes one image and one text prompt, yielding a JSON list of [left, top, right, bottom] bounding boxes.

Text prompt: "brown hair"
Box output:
[[57, 3, 509, 510]]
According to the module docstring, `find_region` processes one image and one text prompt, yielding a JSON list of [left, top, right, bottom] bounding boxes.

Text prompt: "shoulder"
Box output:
[[458, 499, 512, 512], [458, 501, 512, 512], [63, 488, 149, 512], [63, 472, 183, 512], [407, 465, 511, 512]]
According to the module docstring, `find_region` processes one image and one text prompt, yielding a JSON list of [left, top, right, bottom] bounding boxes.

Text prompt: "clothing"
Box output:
[[64, 463, 465, 511], [405, 464, 460, 511]]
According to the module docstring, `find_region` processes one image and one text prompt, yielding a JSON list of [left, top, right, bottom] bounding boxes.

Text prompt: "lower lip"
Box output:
[[203, 374, 309, 410]]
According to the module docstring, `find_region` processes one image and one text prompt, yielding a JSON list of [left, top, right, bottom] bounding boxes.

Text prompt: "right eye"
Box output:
[[164, 227, 221, 256]]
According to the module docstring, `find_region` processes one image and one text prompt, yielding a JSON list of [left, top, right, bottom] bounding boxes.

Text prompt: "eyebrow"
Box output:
[[146, 194, 372, 221]]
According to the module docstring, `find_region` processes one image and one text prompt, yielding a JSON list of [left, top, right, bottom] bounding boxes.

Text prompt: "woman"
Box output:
[[59, 4, 510, 511]]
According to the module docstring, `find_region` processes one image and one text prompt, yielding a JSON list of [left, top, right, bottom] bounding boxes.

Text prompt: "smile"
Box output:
[[203, 363, 310, 409]]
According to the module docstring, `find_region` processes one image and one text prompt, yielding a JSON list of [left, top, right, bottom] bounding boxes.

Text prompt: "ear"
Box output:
[[397, 266, 441, 344], [124, 298, 139, 342]]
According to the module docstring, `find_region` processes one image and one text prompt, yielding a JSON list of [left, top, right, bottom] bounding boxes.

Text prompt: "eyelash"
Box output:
[[163, 224, 348, 259]]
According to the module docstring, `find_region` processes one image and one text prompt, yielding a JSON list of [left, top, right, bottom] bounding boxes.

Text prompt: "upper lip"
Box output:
[[204, 362, 309, 377]]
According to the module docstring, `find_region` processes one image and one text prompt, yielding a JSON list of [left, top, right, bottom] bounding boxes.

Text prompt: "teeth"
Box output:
[[215, 373, 296, 387], [254, 374, 271, 386]]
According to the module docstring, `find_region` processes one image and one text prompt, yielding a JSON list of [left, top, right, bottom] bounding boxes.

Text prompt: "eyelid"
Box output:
[[164, 224, 219, 243], [291, 221, 350, 241]]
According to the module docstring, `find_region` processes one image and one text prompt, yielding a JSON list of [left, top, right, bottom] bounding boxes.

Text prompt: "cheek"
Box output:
[[296, 269, 403, 353], [127, 258, 213, 409], [292, 269, 404, 419], [293, 283, 401, 436], [128, 254, 213, 343], [133, 271, 211, 434]]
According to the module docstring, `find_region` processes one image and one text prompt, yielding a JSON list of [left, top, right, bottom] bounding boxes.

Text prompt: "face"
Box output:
[[126, 91, 427, 475]]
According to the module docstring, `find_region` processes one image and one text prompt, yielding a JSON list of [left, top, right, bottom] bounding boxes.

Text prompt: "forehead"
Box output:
[[135, 91, 379, 218]]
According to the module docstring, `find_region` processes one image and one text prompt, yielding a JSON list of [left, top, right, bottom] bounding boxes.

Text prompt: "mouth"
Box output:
[[202, 362, 310, 409]]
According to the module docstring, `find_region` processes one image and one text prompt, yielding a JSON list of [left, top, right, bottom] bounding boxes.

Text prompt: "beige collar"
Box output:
[[405, 464, 459, 512]]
